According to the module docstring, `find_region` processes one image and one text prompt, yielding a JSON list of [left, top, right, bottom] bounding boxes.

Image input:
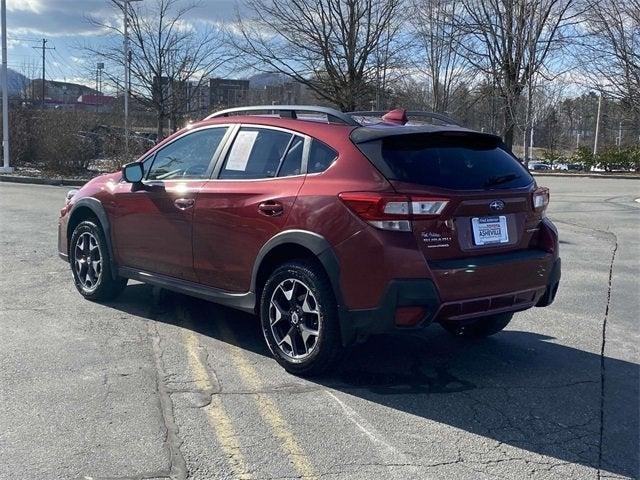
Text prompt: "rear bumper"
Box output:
[[338, 250, 560, 344]]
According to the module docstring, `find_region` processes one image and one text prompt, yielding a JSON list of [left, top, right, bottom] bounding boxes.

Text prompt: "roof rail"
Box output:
[[348, 111, 461, 126], [205, 105, 361, 126]]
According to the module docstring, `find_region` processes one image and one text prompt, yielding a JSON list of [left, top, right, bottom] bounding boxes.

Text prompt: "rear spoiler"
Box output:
[[350, 125, 502, 144]]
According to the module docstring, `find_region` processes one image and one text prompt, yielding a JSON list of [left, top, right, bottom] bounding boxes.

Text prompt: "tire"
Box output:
[[260, 260, 343, 376], [440, 312, 514, 338], [69, 220, 127, 301]]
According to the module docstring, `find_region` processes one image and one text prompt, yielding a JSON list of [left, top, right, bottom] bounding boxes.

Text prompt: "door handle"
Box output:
[[174, 198, 195, 210], [258, 201, 284, 216]]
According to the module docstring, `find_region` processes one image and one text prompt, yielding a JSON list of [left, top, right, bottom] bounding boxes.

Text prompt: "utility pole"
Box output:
[[593, 91, 602, 156], [121, 0, 143, 157], [123, 0, 130, 154], [1, 0, 13, 173], [32, 38, 54, 110], [95, 65, 99, 114]]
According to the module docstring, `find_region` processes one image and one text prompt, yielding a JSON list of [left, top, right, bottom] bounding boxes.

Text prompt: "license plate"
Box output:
[[472, 216, 509, 245]]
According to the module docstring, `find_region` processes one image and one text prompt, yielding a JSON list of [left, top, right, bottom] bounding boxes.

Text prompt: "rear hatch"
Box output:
[[354, 130, 543, 262]]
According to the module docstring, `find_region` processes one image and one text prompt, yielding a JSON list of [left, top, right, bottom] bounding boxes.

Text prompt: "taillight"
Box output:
[[339, 192, 449, 232], [533, 187, 549, 213]]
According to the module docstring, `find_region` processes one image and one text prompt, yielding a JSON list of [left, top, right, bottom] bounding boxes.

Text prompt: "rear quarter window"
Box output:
[[307, 140, 337, 174], [362, 133, 533, 190]]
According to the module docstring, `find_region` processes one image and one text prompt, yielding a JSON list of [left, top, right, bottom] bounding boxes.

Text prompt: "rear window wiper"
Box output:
[[484, 173, 520, 188]]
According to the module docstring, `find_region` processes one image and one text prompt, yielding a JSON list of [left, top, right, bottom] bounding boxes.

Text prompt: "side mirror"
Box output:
[[122, 162, 144, 183]]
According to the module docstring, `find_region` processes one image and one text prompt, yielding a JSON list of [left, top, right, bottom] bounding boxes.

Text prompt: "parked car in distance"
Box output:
[[529, 162, 552, 171], [58, 106, 561, 375], [567, 163, 584, 171]]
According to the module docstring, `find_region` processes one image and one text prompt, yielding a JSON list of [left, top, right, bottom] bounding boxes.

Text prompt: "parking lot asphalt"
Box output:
[[0, 177, 638, 480]]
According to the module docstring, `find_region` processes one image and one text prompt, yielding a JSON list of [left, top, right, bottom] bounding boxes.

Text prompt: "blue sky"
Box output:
[[5, 0, 238, 84]]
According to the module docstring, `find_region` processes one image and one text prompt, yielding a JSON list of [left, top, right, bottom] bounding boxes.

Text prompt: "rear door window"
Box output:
[[363, 133, 533, 190], [278, 136, 304, 177], [219, 128, 297, 179]]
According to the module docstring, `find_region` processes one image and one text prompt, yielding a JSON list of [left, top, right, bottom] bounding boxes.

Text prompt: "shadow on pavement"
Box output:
[[108, 283, 639, 478]]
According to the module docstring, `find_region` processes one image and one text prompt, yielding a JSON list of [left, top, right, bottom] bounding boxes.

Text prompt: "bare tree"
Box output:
[[85, 0, 230, 138], [411, 0, 472, 114], [231, 0, 404, 111], [452, 0, 576, 148], [579, 0, 640, 116]]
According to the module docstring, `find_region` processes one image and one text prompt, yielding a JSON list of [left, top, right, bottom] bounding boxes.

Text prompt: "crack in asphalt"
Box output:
[[142, 291, 189, 480], [553, 217, 624, 479], [148, 320, 188, 480], [597, 238, 618, 480]]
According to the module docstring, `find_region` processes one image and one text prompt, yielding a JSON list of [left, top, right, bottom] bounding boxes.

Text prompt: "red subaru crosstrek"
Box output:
[[58, 106, 560, 375]]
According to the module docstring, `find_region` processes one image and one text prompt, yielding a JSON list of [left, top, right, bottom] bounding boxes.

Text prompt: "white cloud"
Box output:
[[7, 0, 44, 13]]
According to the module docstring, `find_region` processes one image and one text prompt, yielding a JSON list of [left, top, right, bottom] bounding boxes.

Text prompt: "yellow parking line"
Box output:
[[216, 321, 318, 479], [182, 323, 253, 480]]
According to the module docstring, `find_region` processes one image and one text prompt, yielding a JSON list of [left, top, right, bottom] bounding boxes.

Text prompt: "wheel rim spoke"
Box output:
[[74, 232, 102, 291], [300, 323, 319, 346], [302, 291, 318, 314], [270, 299, 288, 326]]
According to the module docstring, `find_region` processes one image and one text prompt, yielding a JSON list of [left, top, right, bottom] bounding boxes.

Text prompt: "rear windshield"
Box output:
[[362, 133, 533, 190]]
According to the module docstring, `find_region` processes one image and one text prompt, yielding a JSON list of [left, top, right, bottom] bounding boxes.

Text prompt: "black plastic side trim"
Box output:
[[340, 279, 441, 345], [119, 267, 256, 313], [250, 229, 347, 339], [429, 249, 550, 270], [536, 258, 561, 307], [251, 230, 341, 295], [68, 198, 118, 279]]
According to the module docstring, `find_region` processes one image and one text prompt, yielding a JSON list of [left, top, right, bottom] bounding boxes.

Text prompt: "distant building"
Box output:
[[185, 81, 211, 114], [250, 82, 307, 106], [26, 79, 99, 107], [209, 78, 250, 108], [76, 94, 116, 112]]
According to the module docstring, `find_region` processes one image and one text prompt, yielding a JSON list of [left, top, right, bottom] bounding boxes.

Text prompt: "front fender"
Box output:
[[67, 198, 118, 280]]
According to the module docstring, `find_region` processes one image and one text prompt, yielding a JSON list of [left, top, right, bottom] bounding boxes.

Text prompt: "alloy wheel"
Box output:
[[269, 278, 321, 359], [74, 232, 102, 291]]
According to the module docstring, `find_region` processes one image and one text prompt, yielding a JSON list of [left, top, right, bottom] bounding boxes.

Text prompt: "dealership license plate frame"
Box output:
[[471, 215, 509, 246]]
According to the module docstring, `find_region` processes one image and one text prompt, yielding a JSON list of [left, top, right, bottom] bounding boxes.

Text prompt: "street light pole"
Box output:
[[1, 0, 12, 173]]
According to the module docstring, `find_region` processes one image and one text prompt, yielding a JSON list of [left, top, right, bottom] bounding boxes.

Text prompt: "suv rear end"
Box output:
[[324, 124, 560, 343]]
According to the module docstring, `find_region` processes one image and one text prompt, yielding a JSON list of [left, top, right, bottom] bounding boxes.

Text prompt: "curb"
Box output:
[[0, 175, 87, 187], [532, 172, 640, 180]]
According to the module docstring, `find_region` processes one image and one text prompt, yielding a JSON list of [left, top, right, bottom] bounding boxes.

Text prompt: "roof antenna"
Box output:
[[382, 108, 408, 125]]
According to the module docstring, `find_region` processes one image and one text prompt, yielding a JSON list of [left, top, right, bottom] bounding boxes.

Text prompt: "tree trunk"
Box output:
[[156, 113, 165, 141], [503, 120, 515, 151]]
